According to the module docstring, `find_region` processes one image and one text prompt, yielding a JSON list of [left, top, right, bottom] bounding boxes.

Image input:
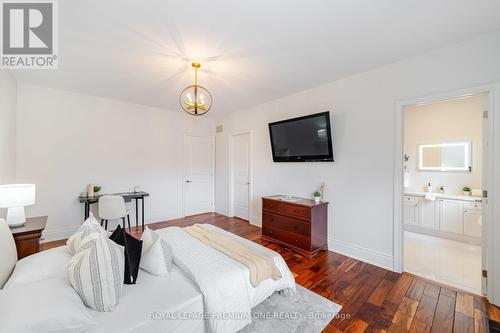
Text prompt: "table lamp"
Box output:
[[0, 184, 36, 227]]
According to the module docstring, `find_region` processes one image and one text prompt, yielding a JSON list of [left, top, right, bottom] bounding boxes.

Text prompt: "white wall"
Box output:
[[0, 71, 17, 184], [214, 30, 500, 303], [16, 84, 214, 241], [404, 94, 485, 195]]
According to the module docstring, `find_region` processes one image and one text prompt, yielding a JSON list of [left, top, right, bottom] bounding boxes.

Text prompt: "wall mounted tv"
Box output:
[[268, 111, 334, 162]]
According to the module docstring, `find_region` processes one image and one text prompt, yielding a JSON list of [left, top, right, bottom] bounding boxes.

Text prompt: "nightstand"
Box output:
[[10, 216, 47, 259]]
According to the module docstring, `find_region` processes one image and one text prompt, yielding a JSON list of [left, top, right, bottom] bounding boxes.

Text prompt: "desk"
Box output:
[[11, 216, 47, 259], [79, 192, 149, 231]]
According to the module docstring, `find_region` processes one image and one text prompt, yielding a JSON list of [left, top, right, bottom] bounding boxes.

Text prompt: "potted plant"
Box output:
[[93, 185, 102, 195], [313, 191, 322, 203], [462, 186, 471, 196]]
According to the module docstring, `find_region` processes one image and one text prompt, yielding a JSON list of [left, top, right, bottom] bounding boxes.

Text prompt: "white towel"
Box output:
[[424, 193, 436, 201]]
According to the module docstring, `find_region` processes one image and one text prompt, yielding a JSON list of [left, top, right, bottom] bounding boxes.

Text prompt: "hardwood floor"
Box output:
[[43, 213, 499, 333]]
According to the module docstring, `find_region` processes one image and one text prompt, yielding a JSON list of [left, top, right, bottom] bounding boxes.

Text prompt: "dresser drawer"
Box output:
[[283, 203, 311, 221], [263, 212, 310, 236], [263, 199, 283, 213], [263, 225, 310, 250]]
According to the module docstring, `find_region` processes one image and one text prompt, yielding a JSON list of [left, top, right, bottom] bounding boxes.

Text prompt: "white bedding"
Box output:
[[88, 266, 205, 333], [156, 225, 296, 333], [2, 225, 296, 333], [4, 246, 206, 333]]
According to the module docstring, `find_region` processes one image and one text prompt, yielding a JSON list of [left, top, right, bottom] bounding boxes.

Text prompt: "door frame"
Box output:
[[228, 130, 253, 221], [182, 133, 216, 217], [393, 85, 496, 299]]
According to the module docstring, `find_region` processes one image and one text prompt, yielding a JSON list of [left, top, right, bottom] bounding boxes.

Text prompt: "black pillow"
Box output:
[[109, 225, 142, 284]]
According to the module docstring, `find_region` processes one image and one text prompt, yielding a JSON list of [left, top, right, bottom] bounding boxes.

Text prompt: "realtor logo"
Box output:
[[1, 0, 58, 69]]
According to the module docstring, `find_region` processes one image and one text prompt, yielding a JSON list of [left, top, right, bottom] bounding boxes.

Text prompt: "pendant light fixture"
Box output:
[[180, 62, 213, 116]]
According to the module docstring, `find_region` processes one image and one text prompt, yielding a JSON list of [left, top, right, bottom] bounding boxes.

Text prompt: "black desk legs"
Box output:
[[135, 199, 139, 228], [133, 198, 145, 231], [141, 198, 145, 231], [84, 202, 90, 220]]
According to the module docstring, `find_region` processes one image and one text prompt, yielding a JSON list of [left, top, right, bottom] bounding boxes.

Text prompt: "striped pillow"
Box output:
[[67, 212, 108, 255], [68, 234, 124, 312]]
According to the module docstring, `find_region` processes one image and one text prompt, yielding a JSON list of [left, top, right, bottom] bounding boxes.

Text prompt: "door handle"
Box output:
[[186, 180, 192, 183], [246, 182, 250, 185]]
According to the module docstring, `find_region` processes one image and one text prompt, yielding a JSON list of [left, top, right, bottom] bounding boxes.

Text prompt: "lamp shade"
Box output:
[[0, 184, 36, 208]]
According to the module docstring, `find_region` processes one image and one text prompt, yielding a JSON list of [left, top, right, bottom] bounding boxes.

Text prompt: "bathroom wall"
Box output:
[[404, 94, 485, 195]]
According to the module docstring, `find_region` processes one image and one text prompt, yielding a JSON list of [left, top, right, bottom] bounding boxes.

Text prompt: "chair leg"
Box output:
[[100, 219, 104, 227], [127, 215, 131, 232], [105, 220, 108, 230]]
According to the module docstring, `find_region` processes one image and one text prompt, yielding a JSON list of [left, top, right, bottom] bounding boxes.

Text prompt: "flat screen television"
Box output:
[[268, 111, 334, 162]]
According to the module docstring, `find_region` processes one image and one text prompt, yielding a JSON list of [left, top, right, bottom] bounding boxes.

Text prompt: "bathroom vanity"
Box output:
[[403, 191, 482, 243]]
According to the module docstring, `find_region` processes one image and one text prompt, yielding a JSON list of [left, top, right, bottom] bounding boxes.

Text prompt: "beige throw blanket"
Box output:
[[184, 224, 281, 287]]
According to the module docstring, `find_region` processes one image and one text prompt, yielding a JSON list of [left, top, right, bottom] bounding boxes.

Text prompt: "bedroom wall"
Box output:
[[214, 30, 500, 283], [16, 84, 215, 241], [404, 94, 485, 195], [0, 70, 17, 186]]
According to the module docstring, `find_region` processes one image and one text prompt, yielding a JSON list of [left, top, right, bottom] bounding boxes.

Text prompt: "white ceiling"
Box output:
[[10, 0, 500, 117]]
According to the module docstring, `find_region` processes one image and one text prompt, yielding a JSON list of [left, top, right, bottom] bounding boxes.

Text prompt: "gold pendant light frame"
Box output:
[[179, 62, 213, 116]]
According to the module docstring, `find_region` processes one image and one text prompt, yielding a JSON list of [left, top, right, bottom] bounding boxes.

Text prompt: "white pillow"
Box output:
[[0, 278, 96, 333], [68, 234, 125, 312], [140, 227, 173, 276], [4, 246, 71, 289], [67, 212, 108, 255]]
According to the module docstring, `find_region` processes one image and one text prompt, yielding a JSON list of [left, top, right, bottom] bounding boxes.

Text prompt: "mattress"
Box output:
[[88, 266, 205, 333]]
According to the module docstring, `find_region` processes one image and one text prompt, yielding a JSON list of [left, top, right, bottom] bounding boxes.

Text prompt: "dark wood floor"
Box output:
[[43, 213, 500, 333]]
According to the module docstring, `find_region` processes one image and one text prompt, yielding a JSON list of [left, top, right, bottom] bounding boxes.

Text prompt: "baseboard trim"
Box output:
[[328, 238, 394, 271], [249, 215, 262, 227], [42, 226, 79, 243]]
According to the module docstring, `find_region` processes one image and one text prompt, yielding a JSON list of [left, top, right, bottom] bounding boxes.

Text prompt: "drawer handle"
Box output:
[[269, 230, 273, 234], [294, 209, 299, 213], [293, 225, 298, 230], [294, 239, 299, 243]]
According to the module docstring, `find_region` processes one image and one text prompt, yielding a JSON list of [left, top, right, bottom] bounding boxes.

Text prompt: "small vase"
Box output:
[[463, 191, 471, 196], [314, 197, 321, 203]]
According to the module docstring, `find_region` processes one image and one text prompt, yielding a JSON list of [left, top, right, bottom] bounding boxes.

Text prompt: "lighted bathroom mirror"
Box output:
[[418, 141, 472, 172]]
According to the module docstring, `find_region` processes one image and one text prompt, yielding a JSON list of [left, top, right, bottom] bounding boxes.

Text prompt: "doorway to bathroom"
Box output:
[[397, 90, 491, 295]]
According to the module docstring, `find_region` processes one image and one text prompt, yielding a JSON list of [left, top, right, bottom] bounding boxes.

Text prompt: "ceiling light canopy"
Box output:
[[180, 62, 213, 116]]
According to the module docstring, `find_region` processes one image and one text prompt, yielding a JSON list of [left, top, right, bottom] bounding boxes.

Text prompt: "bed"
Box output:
[[0, 219, 296, 333]]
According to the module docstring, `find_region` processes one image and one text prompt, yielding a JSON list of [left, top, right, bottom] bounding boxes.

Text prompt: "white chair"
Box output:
[[0, 218, 18, 289], [98, 195, 131, 231]]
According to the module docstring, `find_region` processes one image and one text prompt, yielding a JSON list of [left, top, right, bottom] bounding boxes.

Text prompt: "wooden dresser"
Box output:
[[261, 196, 328, 257]]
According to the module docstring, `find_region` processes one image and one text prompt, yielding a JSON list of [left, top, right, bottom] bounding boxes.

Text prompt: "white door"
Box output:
[[439, 199, 463, 234], [232, 133, 250, 220], [184, 135, 214, 216], [403, 196, 419, 225], [420, 200, 439, 229]]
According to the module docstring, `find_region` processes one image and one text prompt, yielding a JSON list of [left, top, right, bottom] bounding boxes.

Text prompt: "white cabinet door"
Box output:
[[439, 199, 463, 234], [463, 209, 482, 238], [403, 197, 419, 225], [420, 200, 439, 229]]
